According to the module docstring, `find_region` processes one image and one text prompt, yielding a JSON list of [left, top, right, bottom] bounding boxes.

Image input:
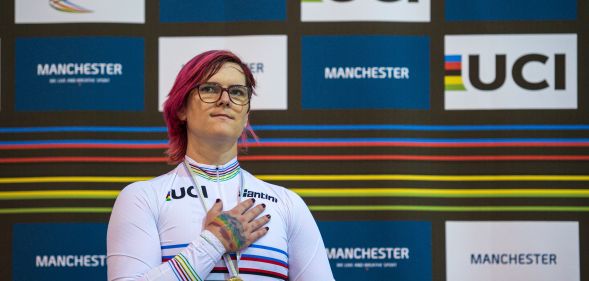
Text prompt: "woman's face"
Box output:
[[179, 62, 249, 144]]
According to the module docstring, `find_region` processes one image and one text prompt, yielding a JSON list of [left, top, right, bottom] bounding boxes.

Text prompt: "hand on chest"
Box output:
[[161, 180, 283, 238]]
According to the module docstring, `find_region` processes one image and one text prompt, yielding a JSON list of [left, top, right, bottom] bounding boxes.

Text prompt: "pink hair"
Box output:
[[163, 50, 258, 165]]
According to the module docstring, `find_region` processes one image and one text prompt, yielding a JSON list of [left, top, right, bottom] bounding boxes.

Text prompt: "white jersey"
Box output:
[[107, 157, 334, 281]]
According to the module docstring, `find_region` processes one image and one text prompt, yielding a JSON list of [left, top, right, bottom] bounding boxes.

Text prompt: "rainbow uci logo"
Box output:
[[49, 0, 92, 13]]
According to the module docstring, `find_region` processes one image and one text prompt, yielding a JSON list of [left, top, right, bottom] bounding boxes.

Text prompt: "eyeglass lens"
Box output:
[[197, 83, 250, 105]]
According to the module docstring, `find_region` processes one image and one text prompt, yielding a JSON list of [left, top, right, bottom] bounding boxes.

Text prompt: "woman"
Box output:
[[107, 50, 334, 281]]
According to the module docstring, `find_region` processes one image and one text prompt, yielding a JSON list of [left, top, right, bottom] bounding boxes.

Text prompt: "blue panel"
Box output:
[[15, 37, 144, 112], [446, 0, 576, 21], [13, 223, 107, 281], [160, 0, 286, 22], [302, 36, 430, 110], [318, 221, 432, 281]]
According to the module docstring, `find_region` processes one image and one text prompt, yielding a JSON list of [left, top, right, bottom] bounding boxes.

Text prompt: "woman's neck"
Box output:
[[185, 138, 237, 166]]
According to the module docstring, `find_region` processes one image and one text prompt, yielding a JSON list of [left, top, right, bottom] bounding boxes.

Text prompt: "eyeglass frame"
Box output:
[[193, 82, 253, 106]]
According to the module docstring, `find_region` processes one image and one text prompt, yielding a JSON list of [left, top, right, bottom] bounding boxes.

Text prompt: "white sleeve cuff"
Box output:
[[199, 230, 227, 257]]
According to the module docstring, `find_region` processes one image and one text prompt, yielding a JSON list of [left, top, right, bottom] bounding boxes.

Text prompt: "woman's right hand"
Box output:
[[204, 198, 270, 252]]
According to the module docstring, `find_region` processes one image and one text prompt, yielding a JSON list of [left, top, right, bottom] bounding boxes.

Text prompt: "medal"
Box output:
[[227, 276, 243, 281]]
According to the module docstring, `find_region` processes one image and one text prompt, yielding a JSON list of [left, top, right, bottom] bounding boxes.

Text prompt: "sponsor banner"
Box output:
[[15, 0, 144, 24], [302, 35, 430, 110], [319, 221, 432, 281], [446, 0, 576, 21], [301, 0, 430, 22], [444, 34, 577, 110], [446, 221, 580, 281], [15, 37, 144, 111], [159, 35, 287, 111], [160, 0, 285, 22], [13, 223, 107, 281]]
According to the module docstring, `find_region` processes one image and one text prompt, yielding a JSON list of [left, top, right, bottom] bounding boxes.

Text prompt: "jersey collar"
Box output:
[[184, 155, 241, 182]]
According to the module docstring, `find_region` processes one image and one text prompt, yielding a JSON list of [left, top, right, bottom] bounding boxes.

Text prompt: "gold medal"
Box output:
[[227, 276, 243, 281]]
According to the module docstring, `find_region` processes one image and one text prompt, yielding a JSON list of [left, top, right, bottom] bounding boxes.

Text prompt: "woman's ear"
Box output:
[[177, 107, 187, 122]]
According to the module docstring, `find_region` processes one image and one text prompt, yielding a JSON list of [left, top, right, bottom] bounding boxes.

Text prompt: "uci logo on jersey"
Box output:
[[166, 186, 208, 201]]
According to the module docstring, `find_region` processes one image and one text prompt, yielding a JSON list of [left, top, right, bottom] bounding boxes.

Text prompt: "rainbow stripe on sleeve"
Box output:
[[168, 253, 202, 281]]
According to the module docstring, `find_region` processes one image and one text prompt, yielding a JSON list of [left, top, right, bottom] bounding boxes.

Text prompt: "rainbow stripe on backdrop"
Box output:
[[2, 206, 589, 214], [4, 188, 589, 200], [5, 138, 589, 150], [445, 55, 466, 91], [6, 124, 589, 133], [6, 154, 589, 163], [4, 174, 589, 184], [3, 185, 589, 214], [49, 0, 92, 13]]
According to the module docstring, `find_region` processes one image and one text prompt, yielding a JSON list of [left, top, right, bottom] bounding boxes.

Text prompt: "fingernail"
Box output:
[[251, 198, 256, 203], [262, 203, 266, 208], [266, 214, 271, 219], [216, 198, 221, 203]]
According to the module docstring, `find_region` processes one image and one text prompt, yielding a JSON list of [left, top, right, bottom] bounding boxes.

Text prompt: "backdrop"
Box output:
[[0, 1, 587, 280]]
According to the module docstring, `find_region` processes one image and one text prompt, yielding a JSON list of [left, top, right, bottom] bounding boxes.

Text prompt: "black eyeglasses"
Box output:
[[195, 83, 251, 106]]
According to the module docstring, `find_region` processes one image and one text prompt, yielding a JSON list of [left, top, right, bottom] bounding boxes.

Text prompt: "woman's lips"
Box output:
[[210, 113, 234, 120]]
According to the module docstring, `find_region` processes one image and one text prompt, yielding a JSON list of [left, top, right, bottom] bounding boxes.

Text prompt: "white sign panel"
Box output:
[[444, 34, 577, 110], [15, 0, 144, 24], [159, 35, 288, 111], [301, 0, 430, 22], [446, 221, 580, 281]]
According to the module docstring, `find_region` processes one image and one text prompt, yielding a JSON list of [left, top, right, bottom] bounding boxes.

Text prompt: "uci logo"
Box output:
[[445, 53, 566, 92], [467, 54, 565, 91], [444, 34, 576, 110], [166, 186, 208, 201]]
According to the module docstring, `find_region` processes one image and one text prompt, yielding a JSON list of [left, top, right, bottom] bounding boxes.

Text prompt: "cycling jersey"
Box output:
[[107, 156, 334, 281]]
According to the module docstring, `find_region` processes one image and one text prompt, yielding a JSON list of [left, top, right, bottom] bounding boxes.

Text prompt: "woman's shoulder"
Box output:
[[117, 164, 183, 200], [241, 169, 306, 206]]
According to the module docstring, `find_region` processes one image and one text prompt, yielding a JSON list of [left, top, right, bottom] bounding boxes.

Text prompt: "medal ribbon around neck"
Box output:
[[183, 159, 244, 281]]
